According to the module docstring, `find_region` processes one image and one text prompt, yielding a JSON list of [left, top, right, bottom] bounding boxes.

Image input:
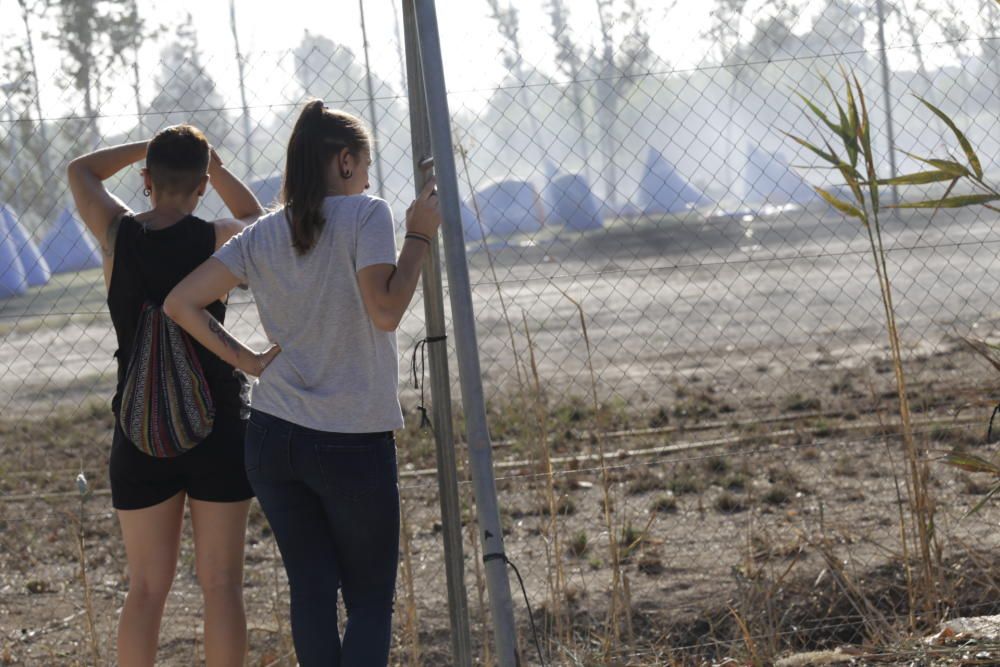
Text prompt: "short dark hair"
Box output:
[[146, 125, 210, 195]]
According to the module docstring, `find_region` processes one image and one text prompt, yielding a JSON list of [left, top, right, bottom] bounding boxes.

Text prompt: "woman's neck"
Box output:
[[137, 201, 197, 229]]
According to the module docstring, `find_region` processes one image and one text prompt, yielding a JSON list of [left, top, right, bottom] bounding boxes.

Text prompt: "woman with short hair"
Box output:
[[68, 125, 265, 666]]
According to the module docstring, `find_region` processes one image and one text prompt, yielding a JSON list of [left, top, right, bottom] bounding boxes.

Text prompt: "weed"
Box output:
[[627, 469, 666, 495], [703, 455, 730, 476], [722, 473, 748, 492], [568, 531, 589, 557], [763, 485, 792, 506], [650, 495, 678, 514], [714, 492, 746, 514], [783, 393, 822, 412]]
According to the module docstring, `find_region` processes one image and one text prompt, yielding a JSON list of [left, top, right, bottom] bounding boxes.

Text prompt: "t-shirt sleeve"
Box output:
[[356, 198, 398, 271], [213, 223, 252, 284]]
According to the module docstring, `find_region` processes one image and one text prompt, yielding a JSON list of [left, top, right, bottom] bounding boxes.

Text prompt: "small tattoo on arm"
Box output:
[[208, 318, 241, 358]]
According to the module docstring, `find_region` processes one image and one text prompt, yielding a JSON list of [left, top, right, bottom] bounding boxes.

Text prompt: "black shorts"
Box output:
[[110, 414, 254, 510]]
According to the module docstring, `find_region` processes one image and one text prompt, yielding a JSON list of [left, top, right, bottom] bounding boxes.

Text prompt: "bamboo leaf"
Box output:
[[917, 96, 984, 179], [929, 177, 961, 226], [815, 187, 865, 220], [795, 93, 842, 136], [852, 73, 878, 213], [839, 164, 864, 204], [821, 75, 858, 163], [841, 68, 860, 168], [889, 194, 1000, 209], [964, 481, 1000, 520], [783, 132, 840, 166], [876, 171, 956, 186], [901, 151, 970, 177], [943, 452, 1000, 475]]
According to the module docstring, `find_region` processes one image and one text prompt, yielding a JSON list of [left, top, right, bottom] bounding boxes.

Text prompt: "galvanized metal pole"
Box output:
[[229, 0, 254, 175], [360, 0, 387, 199], [875, 0, 899, 209], [408, 2, 521, 665], [401, 3, 473, 664]]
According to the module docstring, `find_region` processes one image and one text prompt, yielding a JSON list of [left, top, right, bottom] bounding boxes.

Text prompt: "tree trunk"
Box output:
[[595, 1, 618, 209], [17, 0, 52, 195]]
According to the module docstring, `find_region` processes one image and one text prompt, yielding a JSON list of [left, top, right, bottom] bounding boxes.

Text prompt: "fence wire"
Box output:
[[3, 0, 1000, 664]]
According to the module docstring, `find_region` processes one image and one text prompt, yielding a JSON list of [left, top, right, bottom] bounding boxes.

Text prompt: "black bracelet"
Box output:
[[406, 232, 432, 245]]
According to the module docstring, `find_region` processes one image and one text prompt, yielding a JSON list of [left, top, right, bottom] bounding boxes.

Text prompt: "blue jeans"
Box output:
[[245, 409, 400, 667]]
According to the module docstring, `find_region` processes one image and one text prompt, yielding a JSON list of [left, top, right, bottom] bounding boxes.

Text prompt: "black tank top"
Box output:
[[107, 214, 245, 420]]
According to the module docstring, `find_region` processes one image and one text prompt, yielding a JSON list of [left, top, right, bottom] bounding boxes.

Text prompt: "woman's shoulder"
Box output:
[[350, 195, 392, 221]]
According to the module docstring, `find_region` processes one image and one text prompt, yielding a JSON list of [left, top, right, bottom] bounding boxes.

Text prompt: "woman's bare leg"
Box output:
[[116, 491, 186, 666], [190, 498, 251, 667]]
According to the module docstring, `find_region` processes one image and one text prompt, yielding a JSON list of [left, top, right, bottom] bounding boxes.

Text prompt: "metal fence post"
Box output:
[[875, 0, 899, 209], [360, 0, 387, 199], [401, 2, 473, 664], [228, 0, 254, 175], [407, 1, 521, 665]]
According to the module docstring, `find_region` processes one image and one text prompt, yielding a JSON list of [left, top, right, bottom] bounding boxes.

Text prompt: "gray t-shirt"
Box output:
[[214, 195, 404, 433]]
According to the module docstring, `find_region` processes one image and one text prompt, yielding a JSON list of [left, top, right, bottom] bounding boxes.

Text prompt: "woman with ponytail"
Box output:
[[165, 100, 441, 665]]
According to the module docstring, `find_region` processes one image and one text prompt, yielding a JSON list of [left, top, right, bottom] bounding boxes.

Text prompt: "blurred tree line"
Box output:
[[1, 0, 998, 232]]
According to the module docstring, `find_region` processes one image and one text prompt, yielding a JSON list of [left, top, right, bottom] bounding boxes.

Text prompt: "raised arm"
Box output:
[[357, 177, 441, 331], [208, 148, 263, 223], [66, 140, 147, 256], [163, 258, 279, 375]]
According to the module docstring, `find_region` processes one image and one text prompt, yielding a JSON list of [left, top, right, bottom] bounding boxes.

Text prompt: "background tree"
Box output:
[[547, 0, 592, 182], [291, 31, 408, 211], [52, 0, 139, 147], [143, 15, 232, 147], [591, 0, 652, 208], [486, 0, 548, 178]]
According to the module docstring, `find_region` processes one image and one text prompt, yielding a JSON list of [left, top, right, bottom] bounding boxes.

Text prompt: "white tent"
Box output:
[[544, 173, 602, 231], [40, 208, 102, 274], [1, 204, 50, 287], [743, 145, 818, 206], [456, 200, 485, 242], [639, 148, 709, 214], [249, 174, 282, 208], [471, 180, 544, 238], [0, 212, 28, 298]]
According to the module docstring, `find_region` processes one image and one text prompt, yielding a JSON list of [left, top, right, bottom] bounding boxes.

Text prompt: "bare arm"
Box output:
[[357, 177, 441, 331], [163, 258, 279, 375], [357, 242, 430, 331], [208, 148, 263, 223], [66, 141, 147, 256]]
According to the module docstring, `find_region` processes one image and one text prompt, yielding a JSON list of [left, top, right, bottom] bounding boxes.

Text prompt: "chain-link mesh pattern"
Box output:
[[3, 0, 1000, 664]]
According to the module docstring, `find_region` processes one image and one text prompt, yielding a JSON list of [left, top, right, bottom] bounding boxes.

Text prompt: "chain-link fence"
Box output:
[[3, 0, 1000, 664]]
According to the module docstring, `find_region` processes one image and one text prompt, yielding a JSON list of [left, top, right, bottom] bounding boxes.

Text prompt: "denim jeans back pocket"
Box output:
[[314, 443, 379, 500]]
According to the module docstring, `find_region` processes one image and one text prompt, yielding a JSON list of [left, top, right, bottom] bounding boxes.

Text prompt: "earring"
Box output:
[[341, 169, 353, 180], [143, 187, 151, 197]]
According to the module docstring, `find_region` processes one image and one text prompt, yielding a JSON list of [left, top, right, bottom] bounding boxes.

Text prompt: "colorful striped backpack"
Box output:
[[118, 301, 215, 457]]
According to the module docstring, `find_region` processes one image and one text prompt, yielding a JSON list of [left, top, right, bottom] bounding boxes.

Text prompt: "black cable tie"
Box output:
[[482, 551, 507, 564], [409, 336, 447, 433]]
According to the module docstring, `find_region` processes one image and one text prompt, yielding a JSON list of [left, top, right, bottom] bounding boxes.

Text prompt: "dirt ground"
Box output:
[[4, 205, 1000, 664]]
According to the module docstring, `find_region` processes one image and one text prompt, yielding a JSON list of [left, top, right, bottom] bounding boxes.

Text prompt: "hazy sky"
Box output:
[[0, 0, 989, 126]]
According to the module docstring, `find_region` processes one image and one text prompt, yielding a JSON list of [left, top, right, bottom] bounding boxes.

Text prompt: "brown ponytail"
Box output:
[[282, 100, 371, 254]]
